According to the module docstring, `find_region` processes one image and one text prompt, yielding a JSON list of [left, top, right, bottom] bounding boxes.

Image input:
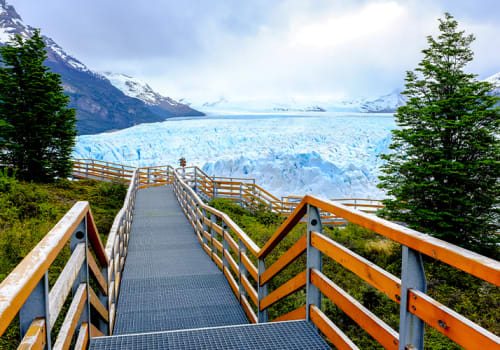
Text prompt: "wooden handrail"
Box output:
[[0, 202, 88, 335], [172, 162, 499, 349]]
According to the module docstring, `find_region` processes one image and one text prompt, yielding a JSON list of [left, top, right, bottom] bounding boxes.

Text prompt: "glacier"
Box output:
[[74, 113, 396, 199]]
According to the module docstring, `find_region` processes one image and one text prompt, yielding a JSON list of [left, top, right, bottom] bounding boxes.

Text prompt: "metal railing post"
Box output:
[[399, 246, 426, 350], [85, 163, 89, 179], [239, 184, 243, 206], [201, 209, 208, 245], [147, 168, 151, 185], [19, 271, 51, 349], [222, 223, 229, 270], [257, 258, 268, 323], [306, 204, 322, 320], [70, 216, 92, 342], [194, 168, 198, 193], [210, 214, 217, 260], [238, 239, 247, 301], [213, 178, 217, 199]]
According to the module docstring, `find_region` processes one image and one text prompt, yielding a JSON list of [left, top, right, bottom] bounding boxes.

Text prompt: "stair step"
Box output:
[[89, 320, 330, 350]]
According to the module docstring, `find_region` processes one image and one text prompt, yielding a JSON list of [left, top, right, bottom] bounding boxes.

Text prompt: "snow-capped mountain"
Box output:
[[102, 72, 203, 117], [359, 89, 407, 113], [0, 0, 202, 134], [485, 72, 500, 96]]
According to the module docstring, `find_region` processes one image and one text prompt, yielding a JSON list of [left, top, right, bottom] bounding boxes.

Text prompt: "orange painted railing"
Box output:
[[0, 167, 139, 349], [2, 160, 498, 350], [172, 167, 500, 349]]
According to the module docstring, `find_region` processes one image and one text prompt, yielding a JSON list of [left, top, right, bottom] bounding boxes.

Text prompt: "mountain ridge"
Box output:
[[0, 0, 203, 135]]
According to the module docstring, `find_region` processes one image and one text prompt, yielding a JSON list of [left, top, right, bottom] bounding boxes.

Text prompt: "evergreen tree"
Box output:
[[0, 30, 76, 182], [378, 13, 499, 253]]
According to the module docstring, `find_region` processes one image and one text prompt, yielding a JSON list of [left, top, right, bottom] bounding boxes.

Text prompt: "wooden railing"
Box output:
[[2, 160, 498, 350], [73, 159, 173, 189], [172, 167, 500, 350], [0, 168, 139, 349]]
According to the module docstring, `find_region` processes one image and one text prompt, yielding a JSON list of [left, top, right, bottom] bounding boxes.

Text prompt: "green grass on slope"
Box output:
[[209, 198, 500, 350], [0, 170, 126, 348]]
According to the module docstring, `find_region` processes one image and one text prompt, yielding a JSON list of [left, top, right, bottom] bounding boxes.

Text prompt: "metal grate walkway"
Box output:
[[90, 320, 330, 350], [112, 186, 248, 335], [89, 186, 330, 349]]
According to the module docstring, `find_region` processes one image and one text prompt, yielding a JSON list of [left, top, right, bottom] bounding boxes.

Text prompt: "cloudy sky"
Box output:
[[8, 0, 500, 103]]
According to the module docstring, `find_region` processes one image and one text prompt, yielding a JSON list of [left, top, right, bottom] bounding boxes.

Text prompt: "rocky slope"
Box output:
[[0, 0, 202, 134]]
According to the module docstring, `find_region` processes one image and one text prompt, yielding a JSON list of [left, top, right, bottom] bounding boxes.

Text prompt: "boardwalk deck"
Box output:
[[112, 186, 248, 335]]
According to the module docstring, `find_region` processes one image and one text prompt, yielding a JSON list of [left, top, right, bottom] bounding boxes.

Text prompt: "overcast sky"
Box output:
[[8, 0, 500, 102]]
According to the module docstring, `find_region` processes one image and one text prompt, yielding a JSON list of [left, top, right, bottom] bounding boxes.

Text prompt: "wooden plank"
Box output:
[[53, 284, 87, 350], [311, 232, 401, 303], [260, 234, 307, 286], [211, 222, 223, 235], [311, 269, 399, 349], [0, 201, 88, 336], [241, 253, 258, 281], [224, 231, 239, 254], [109, 303, 116, 335], [408, 289, 500, 350], [88, 250, 107, 296], [241, 295, 258, 324], [18, 318, 46, 350], [87, 211, 108, 267], [203, 243, 212, 255], [306, 195, 500, 287], [224, 267, 240, 299], [49, 243, 85, 328], [224, 249, 239, 277], [89, 287, 109, 322], [241, 275, 258, 305], [202, 229, 211, 241], [90, 323, 105, 337], [272, 305, 306, 322], [257, 201, 307, 259], [260, 270, 307, 311], [74, 323, 89, 350], [213, 254, 223, 270], [310, 305, 360, 350], [212, 238, 223, 253]]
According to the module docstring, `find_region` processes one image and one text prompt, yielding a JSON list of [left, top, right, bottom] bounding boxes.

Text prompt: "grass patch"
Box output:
[[0, 171, 126, 348]]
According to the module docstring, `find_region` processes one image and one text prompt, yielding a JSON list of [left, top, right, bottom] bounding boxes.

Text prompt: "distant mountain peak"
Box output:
[[103, 72, 204, 117], [0, 0, 203, 134]]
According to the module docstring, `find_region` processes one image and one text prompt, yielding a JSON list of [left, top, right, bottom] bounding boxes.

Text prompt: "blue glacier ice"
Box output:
[[74, 113, 396, 199]]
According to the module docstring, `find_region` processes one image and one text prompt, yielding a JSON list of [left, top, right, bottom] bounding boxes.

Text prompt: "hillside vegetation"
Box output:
[[210, 198, 499, 350], [0, 171, 126, 348]]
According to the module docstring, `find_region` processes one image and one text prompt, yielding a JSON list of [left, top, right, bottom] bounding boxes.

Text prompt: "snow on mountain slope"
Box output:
[[485, 72, 500, 96], [102, 72, 204, 117], [359, 90, 407, 113], [74, 114, 395, 199]]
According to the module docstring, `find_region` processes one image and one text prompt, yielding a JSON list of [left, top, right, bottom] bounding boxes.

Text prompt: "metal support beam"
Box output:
[[238, 239, 247, 301], [210, 214, 217, 260], [19, 271, 51, 349], [201, 209, 208, 245], [222, 223, 230, 270], [306, 204, 322, 320], [71, 217, 92, 341], [257, 258, 268, 323], [399, 246, 426, 350]]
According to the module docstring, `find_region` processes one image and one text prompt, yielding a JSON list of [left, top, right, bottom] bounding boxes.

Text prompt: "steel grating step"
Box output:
[[89, 320, 330, 350]]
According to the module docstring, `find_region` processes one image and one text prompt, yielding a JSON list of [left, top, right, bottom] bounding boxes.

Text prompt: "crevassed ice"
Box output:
[[74, 113, 396, 199]]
